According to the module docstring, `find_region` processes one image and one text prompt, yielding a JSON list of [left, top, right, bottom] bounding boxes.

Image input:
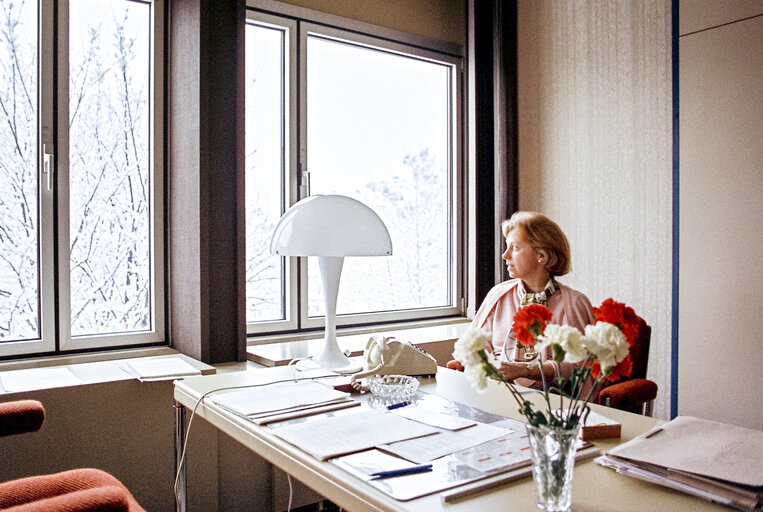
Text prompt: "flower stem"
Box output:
[[479, 351, 538, 425]]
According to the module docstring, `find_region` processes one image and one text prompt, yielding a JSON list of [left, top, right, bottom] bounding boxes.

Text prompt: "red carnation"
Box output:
[[593, 298, 640, 345], [587, 354, 633, 383], [512, 304, 553, 347]]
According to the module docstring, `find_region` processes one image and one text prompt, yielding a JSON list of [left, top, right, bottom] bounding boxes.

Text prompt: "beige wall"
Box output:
[[517, 1, 673, 418], [275, 0, 466, 46], [678, 1, 763, 429]]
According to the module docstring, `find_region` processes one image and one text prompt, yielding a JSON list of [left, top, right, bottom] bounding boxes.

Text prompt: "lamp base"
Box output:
[[294, 357, 362, 375]]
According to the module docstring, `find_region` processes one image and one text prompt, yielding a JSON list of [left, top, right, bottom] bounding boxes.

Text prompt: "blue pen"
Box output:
[[369, 464, 433, 479], [386, 401, 410, 410]]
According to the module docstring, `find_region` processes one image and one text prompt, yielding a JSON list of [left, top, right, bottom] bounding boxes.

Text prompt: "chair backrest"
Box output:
[[628, 318, 651, 380], [0, 400, 45, 438]]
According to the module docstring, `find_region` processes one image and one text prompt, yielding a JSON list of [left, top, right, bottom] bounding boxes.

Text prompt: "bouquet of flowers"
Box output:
[[453, 299, 642, 430]]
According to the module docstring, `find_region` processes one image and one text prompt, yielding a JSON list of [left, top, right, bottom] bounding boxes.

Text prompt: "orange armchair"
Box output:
[[0, 400, 145, 512], [596, 318, 658, 416]]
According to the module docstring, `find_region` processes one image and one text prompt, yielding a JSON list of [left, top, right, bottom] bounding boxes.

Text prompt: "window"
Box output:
[[245, 9, 463, 336], [0, 0, 164, 357]]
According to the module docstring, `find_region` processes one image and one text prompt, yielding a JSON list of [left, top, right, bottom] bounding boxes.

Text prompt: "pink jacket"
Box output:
[[471, 279, 595, 389]]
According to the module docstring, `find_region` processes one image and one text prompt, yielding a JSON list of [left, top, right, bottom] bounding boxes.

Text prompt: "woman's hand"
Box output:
[[499, 360, 555, 381], [499, 361, 530, 381]]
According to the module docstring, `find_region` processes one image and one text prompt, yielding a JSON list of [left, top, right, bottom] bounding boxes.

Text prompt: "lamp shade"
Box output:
[[270, 195, 393, 257]]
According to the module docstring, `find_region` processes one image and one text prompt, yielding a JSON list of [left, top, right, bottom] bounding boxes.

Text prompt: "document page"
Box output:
[[122, 357, 202, 381], [212, 380, 350, 417], [332, 448, 487, 501], [1, 367, 82, 393], [378, 421, 512, 464], [270, 409, 439, 460], [391, 406, 477, 430]]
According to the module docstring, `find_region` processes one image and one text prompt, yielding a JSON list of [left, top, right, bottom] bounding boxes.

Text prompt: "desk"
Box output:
[[173, 367, 728, 512]]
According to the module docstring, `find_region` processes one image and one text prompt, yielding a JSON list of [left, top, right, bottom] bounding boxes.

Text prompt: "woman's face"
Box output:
[[502, 229, 547, 284]]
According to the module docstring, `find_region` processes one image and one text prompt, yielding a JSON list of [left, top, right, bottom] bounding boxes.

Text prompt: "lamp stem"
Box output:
[[314, 256, 360, 372]]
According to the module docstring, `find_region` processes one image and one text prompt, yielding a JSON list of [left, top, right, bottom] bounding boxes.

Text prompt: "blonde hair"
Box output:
[[501, 211, 571, 276]]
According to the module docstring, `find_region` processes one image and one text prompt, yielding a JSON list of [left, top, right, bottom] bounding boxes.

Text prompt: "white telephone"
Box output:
[[351, 335, 437, 384]]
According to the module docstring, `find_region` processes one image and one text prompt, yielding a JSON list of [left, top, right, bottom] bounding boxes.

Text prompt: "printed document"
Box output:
[[270, 409, 439, 460], [212, 380, 350, 417], [378, 420, 512, 463]]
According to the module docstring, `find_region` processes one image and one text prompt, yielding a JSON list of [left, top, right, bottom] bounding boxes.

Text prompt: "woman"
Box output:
[[471, 211, 594, 390]]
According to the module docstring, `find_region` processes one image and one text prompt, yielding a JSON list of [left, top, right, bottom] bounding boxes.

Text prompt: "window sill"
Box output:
[[247, 318, 471, 367], [0, 347, 215, 395]]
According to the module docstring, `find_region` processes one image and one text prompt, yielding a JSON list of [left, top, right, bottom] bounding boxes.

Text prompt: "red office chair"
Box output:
[[596, 318, 658, 416], [0, 400, 146, 512]]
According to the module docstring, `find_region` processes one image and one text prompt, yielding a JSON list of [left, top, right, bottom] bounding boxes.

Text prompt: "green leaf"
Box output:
[[566, 413, 580, 429], [551, 343, 566, 363]]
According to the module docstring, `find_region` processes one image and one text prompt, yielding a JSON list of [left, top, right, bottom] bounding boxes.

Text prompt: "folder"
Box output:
[[598, 416, 763, 511]]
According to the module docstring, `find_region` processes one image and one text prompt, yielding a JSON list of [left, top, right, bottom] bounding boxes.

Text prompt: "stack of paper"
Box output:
[[212, 380, 357, 425], [122, 357, 202, 382], [597, 416, 763, 511]]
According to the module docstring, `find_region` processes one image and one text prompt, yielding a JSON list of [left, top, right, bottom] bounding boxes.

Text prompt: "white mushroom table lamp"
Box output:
[[270, 195, 393, 373]]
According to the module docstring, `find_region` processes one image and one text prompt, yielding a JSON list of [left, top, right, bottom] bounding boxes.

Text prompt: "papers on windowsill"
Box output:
[[597, 416, 763, 511], [0, 367, 82, 393], [121, 357, 202, 382]]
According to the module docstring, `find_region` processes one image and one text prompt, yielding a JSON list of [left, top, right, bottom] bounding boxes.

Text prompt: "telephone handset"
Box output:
[[351, 335, 437, 384]]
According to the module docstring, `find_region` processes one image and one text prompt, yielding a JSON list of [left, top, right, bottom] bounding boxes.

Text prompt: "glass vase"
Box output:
[[525, 423, 582, 512]]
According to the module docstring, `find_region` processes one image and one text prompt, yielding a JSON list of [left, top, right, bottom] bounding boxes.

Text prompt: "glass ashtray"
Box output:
[[368, 375, 419, 401]]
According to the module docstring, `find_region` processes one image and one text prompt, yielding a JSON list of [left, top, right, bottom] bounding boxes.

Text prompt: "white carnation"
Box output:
[[464, 362, 490, 391], [583, 322, 629, 373], [538, 324, 587, 363], [453, 328, 494, 392], [453, 328, 492, 367]]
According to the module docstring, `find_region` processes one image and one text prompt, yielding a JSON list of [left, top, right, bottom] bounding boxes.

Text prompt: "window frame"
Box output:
[[57, 0, 165, 351], [245, 11, 299, 335], [245, 4, 465, 338], [0, 0, 166, 357]]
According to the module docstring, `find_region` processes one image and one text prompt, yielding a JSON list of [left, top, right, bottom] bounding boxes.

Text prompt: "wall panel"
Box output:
[[678, 10, 763, 429], [517, 1, 673, 418]]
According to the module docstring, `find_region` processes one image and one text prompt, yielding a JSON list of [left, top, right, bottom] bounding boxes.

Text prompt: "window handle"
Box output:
[[300, 170, 311, 197], [43, 143, 54, 191]]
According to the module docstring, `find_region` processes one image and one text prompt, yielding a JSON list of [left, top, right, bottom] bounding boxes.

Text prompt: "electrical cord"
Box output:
[[173, 372, 339, 509], [287, 473, 294, 512]]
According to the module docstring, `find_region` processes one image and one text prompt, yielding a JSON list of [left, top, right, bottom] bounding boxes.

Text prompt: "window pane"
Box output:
[[0, 0, 39, 342], [245, 22, 286, 323], [68, 0, 151, 336], [306, 36, 453, 317]]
